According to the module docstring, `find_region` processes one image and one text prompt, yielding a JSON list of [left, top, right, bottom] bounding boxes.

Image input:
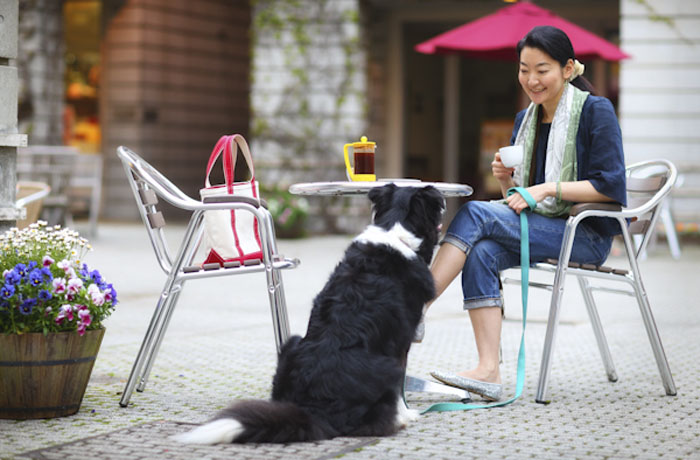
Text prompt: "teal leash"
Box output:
[[420, 187, 536, 413]]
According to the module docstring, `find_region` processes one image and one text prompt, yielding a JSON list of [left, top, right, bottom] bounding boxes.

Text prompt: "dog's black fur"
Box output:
[[180, 184, 445, 443]]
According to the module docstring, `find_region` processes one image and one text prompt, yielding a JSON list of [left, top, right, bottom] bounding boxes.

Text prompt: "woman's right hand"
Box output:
[[492, 152, 516, 182], [492, 152, 516, 198]]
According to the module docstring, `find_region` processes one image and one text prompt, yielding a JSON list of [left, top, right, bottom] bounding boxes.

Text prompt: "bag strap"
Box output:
[[420, 187, 536, 413], [204, 135, 259, 201], [229, 134, 257, 186], [205, 135, 230, 188]]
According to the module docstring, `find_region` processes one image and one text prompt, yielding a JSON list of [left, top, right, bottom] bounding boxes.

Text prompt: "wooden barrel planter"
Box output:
[[0, 328, 105, 419]]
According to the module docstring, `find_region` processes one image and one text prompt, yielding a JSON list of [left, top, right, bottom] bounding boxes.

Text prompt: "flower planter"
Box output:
[[0, 328, 105, 419]]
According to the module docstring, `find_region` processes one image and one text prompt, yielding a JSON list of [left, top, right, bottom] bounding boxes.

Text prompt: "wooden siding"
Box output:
[[620, 0, 700, 223]]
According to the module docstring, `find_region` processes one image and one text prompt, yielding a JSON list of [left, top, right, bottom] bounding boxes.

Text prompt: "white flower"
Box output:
[[90, 290, 105, 306], [67, 277, 83, 294], [57, 260, 71, 273]]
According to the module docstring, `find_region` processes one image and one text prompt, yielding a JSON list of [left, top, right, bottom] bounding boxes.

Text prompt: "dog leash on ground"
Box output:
[[417, 187, 536, 413]]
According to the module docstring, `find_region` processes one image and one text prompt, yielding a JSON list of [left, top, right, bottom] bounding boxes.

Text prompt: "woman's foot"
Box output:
[[430, 369, 503, 401], [412, 319, 425, 343], [455, 368, 501, 385]]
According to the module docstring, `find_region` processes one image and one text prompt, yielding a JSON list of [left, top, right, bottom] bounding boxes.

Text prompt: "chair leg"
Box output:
[[634, 287, 677, 395], [536, 221, 577, 404], [136, 285, 184, 392], [259, 212, 291, 353], [266, 267, 291, 353], [536, 271, 564, 404], [119, 285, 179, 407], [622, 229, 677, 396], [660, 201, 681, 260], [577, 276, 618, 382]]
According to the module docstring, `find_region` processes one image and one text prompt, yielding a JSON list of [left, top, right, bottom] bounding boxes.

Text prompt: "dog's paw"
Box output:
[[170, 418, 243, 444], [395, 399, 421, 428]]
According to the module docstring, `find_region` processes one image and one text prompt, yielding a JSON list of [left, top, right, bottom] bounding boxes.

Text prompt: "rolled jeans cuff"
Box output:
[[440, 234, 470, 253], [463, 297, 503, 311]]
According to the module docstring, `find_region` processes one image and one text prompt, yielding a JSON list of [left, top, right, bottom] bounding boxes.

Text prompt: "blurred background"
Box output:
[[13, 0, 700, 239]]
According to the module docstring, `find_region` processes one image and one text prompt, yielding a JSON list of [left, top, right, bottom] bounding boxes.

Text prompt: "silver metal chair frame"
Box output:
[[116, 146, 299, 407], [505, 159, 678, 403]]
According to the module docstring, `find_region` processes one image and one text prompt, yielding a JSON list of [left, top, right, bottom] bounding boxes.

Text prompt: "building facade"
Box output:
[[619, 0, 700, 228], [14, 0, 700, 233]]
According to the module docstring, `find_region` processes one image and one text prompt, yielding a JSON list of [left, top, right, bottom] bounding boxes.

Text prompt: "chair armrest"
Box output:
[[569, 202, 622, 217], [202, 195, 268, 209]]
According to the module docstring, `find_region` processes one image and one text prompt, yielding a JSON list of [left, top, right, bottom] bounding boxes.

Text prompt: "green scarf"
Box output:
[[512, 83, 589, 217]]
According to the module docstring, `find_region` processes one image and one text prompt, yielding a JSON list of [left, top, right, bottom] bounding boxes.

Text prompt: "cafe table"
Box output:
[[290, 178, 475, 401]]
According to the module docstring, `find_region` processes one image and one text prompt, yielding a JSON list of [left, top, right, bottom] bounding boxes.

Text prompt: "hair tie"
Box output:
[[571, 59, 585, 80]]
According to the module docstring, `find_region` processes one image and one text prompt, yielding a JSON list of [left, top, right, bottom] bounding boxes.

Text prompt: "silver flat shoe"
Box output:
[[430, 370, 503, 401], [413, 319, 425, 343]]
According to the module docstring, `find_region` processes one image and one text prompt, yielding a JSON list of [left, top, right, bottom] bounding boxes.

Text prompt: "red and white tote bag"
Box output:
[[200, 134, 263, 265]]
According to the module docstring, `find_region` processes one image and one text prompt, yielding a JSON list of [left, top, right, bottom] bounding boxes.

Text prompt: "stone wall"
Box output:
[[250, 0, 371, 233], [16, 0, 64, 146]]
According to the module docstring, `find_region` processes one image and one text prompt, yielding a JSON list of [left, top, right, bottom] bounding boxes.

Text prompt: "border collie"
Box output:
[[173, 184, 445, 444]]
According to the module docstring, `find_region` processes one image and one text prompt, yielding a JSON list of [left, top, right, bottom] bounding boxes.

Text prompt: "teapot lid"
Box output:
[[352, 135, 376, 147]]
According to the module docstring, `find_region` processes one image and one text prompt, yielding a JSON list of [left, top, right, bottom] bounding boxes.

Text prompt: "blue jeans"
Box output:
[[442, 201, 613, 310]]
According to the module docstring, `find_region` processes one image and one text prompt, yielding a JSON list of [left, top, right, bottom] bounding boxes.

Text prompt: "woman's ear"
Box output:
[[563, 58, 575, 81]]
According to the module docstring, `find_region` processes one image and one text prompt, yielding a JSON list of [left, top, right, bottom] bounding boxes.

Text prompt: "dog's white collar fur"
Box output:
[[353, 223, 423, 259]]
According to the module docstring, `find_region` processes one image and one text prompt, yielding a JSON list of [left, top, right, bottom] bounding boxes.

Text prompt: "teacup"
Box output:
[[499, 145, 524, 168]]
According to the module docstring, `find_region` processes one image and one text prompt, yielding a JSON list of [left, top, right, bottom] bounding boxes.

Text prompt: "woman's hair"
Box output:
[[516, 25, 596, 95]]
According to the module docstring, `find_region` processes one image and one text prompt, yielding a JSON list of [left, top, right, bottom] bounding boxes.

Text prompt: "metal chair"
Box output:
[[116, 146, 299, 407], [505, 159, 678, 403]]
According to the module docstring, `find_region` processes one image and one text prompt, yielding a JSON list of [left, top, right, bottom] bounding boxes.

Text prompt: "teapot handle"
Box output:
[[343, 143, 355, 181]]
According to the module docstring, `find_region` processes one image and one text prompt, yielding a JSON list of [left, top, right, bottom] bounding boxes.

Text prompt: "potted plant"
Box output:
[[264, 187, 310, 238], [0, 221, 117, 419]]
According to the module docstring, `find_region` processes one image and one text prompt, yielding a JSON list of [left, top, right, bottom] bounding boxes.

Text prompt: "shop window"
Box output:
[[63, 0, 101, 152]]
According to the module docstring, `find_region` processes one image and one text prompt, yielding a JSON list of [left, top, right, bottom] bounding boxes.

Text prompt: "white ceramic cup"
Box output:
[[499, 145, 524, 168]]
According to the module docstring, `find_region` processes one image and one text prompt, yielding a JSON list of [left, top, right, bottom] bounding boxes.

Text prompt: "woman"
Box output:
[[426, 25, 627, 401]]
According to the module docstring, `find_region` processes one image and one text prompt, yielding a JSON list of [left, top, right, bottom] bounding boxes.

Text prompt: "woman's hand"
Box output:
[[506, 180, 613, 214], [492, 152, 515, 197], [506, 183, 555, 214], [492, 152, 515, 182]]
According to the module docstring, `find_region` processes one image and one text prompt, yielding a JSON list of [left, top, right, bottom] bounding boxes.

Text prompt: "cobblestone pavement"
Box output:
[[2, 223, 699, 460]]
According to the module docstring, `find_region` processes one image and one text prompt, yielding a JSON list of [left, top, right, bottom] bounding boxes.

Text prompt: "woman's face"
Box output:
[[518, 46, 573, 116]]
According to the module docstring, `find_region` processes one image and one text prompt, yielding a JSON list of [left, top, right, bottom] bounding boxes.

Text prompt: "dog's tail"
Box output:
[[172, 399, 333, 444]]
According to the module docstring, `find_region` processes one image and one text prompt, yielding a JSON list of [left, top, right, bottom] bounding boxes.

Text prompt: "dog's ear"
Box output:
[[419, 186, 446, 212], [368, 183, 396, 210], [408, 186, 445, 224]]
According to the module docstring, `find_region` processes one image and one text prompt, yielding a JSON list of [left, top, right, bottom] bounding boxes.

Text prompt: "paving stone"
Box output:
[[1, 225, 699, 459]]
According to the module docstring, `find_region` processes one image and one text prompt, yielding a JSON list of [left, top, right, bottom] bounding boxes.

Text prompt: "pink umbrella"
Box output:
[[415, 1, 629, 61]]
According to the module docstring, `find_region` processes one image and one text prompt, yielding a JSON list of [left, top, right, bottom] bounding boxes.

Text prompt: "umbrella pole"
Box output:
[[443, 55, 460, 217]]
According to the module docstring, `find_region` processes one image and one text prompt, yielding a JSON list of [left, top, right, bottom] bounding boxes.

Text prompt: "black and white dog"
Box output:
[[174, 184, 445, 444]]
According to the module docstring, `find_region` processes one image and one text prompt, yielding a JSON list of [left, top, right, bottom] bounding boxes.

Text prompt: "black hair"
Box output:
[[516, 25, 596, 95]]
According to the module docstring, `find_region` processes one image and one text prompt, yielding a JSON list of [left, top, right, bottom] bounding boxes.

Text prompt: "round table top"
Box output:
[[289, 179, 473, 197]]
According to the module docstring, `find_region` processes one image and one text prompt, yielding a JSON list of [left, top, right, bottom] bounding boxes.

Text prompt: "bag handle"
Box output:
[[204, 135, 257, 197]]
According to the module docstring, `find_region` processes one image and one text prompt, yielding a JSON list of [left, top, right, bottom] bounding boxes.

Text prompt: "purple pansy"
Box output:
[[1, 284, 15, 299], [19, 298, 36, 315], [28, 269, 43, 286]]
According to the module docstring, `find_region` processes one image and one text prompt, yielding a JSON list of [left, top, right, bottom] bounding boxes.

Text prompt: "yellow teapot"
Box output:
[[343, 136, 376, 182]]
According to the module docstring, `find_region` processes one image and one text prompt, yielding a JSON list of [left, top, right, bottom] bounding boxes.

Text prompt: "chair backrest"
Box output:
[[15, 181, 51, 229], [17, 147, 78, 199], [116, 146, 201, 273], [624, 160, 677, 256]]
